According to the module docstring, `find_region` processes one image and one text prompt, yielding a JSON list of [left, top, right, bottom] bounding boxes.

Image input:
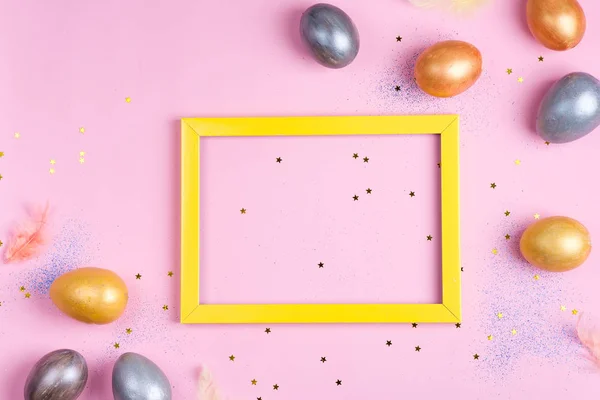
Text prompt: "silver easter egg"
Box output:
[[24, 349, 88, 400], [537, 72, 600, 143], [300, 3, 359, 69], [112, 352, 172, 400]]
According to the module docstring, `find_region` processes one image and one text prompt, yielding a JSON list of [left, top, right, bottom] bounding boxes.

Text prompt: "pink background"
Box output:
[[1, 0, 600, 399]]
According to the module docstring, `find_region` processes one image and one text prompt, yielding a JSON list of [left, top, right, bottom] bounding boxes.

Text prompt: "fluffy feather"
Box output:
[[197, 367, 223, 400], [407, 0, 488, 11], [3, 202, 50, 263], [576, 313, 600, 367]]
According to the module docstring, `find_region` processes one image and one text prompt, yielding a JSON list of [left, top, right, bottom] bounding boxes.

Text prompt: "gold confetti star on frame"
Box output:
[[487, 335, 493, 341], [492, 248, 498, 255], [412, 323, 418, 328], [125, 97, 131, 103], [49, 168, 55, 174], [167, 271, 173, 277], [240, 208, 246, 214], [24, 292, 31, 299], [534, 213, 540, 219], [538, 56, 544, 62], [514, 159, 521, 165], [273, 384, 279, 390], [572, 309, 579, 315], [50, 159, 56, 165], [79, 127, 85, 134], [518, 77, 524, 83], [511, 329, 517, 335], [14, 132, 20, 139], [534, 274, 540, 281], [490, 183, 497, 189], [229, 355, 235, 361], [504, 210, 511, 216], [126, 328, 132, 334], [251, 379, 257, 385], [19, 286, 25, 292], [455, 323, 461, 328], [560, 305, 567, 311], [497, 312, 504, 319], [114, 342, 120, 349], [162, 305, 169, 311], [506, 68, 513, 75], [473, 354, 480, 360]]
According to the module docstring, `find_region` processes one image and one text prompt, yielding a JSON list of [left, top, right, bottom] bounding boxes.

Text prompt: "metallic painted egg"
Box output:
[[112, 352, 172, 400], [300, 3, 360, 69], [24, 349, 88, 400], [526, 0, 586, 51], [536, 72, 600, 143]]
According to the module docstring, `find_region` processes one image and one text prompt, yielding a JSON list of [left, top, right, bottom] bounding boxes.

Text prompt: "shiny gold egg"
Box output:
[[50, 267, 128, 324], [520, 216, 591, 272], [414, 40, 482, 98], [526, 0, 586, 51]]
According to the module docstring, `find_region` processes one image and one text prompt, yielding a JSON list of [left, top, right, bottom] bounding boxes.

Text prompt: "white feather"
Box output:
[[197, 367, 222, 400]]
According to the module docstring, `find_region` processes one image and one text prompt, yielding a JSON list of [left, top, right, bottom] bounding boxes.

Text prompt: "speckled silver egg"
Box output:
[[537, 72, 600, 143], [24, 349, 88, 400], [112, 352, 172, 400], [300, 3, 360, 69]]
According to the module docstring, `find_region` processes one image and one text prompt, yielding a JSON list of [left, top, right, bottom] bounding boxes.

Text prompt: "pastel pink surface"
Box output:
[[0, 1, 600, 400]]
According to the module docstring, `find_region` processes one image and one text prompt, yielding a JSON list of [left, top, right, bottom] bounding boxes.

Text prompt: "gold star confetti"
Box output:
[[79, 127, 85, 134], [518, 77, 524, 83], [0, 240, 3, 247], [490, 183, 497, 189], [366, 188, 372, 194], [0, 174, 3, 180], [167, 271, 173, 277], [504, 210, 511, 216], [273, 384, 279, 390], [538, 56, 544, 62], [560, 305, 567, 311], [427, 235, 433, 241], [386, 340, 392, 346], [572, 309, 578, 315], [534, 213, 540, 219], [79, 151, 85, 157], [455, 323, 461, 328], [545, 141, 550, 145], [240, 208, 246, 214], [251, 379, 257, 385], [14, 132, 20, 139], [412, 323, 418, 328], [505, 234, 511, 240], [396, 36, 402, 42], [506, 68, 513, 75], [514, 159, 521, 165], [229, 355, 235, 361], [49, 168, 55, 174], [353, 195, 359, 201], [79, 157, 85, 164], [409, 191, 415, 197], [19, 286, 25, 292], [353, 153, 359, 159], [534, 274, 540, 281], [265, 328, 271, 334], [497, 312, 504, 319], [363, 156, 369, 163], [0, 151, 4, 158], [24, 292, 31, 299], [276, 157, 282, 163], [473, 354, 480, 360], [125, 97, 131, 103], [318, 262, 324, 268], [335, 380, 342, 386], [320, 357, 327, 363], [395, 85, 401, 92], [492, 248, 498, 255], [126, 328, 132, 334], [511, 329, 517, 335], [162, 305, 168, 311], [415, 346, 421, 352], [50, 159, 56, 165], [487, 335, 493, 341], [114, 343, 120, 349], [135, 273, 141, 279]]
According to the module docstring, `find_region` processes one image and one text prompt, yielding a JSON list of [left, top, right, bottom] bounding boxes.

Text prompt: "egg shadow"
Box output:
[[523, 79, 555, 137], [88, 359, 114, 398], [282, 6, 314, 66], [512, 0, 533, 40]]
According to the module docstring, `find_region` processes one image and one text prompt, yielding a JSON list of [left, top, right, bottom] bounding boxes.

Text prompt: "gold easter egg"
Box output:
[[50, 267, 128, 324], [526, 0, 586, 51], [520, 216, 591, 272], [414, 40, 483, 98]]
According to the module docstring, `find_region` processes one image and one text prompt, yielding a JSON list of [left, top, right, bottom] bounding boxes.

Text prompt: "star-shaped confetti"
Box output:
[[506, 68, 513, 75], [497, 312, 504, 319], [240, 208, 246, 214], [412, 323, 418, 328], [229, 355, 235, 361], [538, 56, 544, 62], [395, 85, 401, 92], [514, 159, 521, 165], [0, 151, 4, 158], [126, 328, 132, 334], [363, 156, 369, 163], [276, 157, 282, 163], [415, 346, 421, 352], [487, 335, 493, 341], [561, 305, 567, 311], [572, 309, 579, 315], [79, 127, 85, 134], [79, 157, 85, 164], [353, 153, 359, 159], [125, 97, 131, 103], [265, 328, 271, 334], [461, 267, 464, 272], [135, 273, 141, 279], [320, 357, 327, 363], [505, 234, 511, 240], [511, 329, 517, 335], [251, 379, 258, 385], [534, 213, 540, 219], [473, 354, 480, 360], [336, 380, 342, 386], [318, 262, 324, 268], [534, 274, 540, 281], [353, 195, 359, 201], [163, 305, 169, 311], [50, 159, 56, 165], [114, 342, 120, 349], [19, 286, 25, 292], [366, 188, 372, 194], [409, 191, 415, 197], [504, 210, 511, 216], [49, 168, 55, 174], [492, 248, 498, 255], [518, 77, 524, 83], [24, 292, 31, 299], [455, 323, 461, 328], [273, 384, 279, 390], [14, 132, 20, 139], [257, 398, 262, 400], [490, 183, 497, 189], [545, 141, 550, 145], [167, 271, 173, 277], [386, 340, 392, 347], [396, 36, 402, 42], [426, 235, 433, 241], [0, 174, 3, 181], [0, 240, 3, 247], [80, 151, 85, 157]]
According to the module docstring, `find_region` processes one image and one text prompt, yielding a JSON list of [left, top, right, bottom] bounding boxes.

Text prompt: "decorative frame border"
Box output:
[[181, 115, 460, 323]]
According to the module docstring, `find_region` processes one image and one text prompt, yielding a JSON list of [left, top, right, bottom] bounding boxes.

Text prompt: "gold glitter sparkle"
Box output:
[[114, 343, 120, 349], [534, 274, 540, 280], [572, 309, 579, 315], [19, 286, 25, 292], [24, 292, 31, 298], [49, 168, 55, 174], [79, 127, 85, 134], [167, 271, 174, 277], [518, 77, 524, 83], [125, 97, 131, 103], [126, 328, 132, 334], [50, 159, 56, 165], [492, 248, 498, 255], [14, 132, 20, 139], [162, 305, 169, 311], [240, 208, 246, 214], [504, 210, 511, 216], [534, 213, 540, 219], [79, 151, 85, 157], [506, 68, 513, 75], [514, 159, 521, 165], [497, 312, 504, 319], [560, 305, 567, 311], [511, 329, 517, 335], [229, 355, 235, 361], [538, 56, 544, 62], [487, 335, 493, 341], [79, 157, 85, 164], [251, 379, 257, 385]]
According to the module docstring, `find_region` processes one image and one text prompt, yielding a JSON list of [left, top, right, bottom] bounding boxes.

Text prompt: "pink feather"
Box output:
[[576, 313, 600, 367], [197, 367, 223, 400], [3, 202, 50, 263]]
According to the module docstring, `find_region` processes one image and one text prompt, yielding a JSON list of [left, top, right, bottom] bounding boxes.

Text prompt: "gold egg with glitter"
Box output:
[[520, 216, 591, 272], [526, 0, 586, 51], [50, 267, 128, 324]]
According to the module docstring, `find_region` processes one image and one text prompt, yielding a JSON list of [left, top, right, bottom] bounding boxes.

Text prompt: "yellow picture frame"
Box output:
[[180, 115, 461, 324]]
